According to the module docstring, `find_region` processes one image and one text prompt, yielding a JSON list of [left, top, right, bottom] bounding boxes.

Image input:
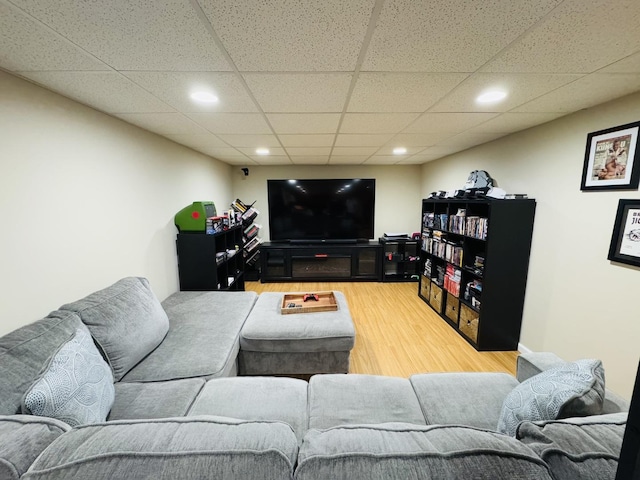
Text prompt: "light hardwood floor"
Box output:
[[245, 281, 519, 377]]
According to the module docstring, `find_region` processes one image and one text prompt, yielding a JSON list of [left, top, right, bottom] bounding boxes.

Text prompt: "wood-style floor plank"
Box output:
[[245, 281, 518, 377]]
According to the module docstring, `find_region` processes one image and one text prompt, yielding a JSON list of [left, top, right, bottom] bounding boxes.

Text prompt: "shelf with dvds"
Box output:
[[379, 236, 420, 282], [232, 198, 262, 281], [418, 198, 536, 351]]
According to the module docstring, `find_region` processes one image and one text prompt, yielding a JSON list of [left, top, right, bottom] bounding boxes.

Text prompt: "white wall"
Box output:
[[0, 71, 233, 335], [231, 165, 422, 242], [421, 92, 640, 400]]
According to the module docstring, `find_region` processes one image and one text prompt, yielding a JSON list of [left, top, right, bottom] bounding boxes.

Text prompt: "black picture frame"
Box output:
[[608, 199, 640, 268], [580, 121, 640, 191]]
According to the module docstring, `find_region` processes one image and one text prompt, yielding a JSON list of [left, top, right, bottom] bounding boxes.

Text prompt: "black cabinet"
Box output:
[[379, 237, 420, 282], [418, 198, 535, 351], [260, 241, 382, 282], [176, 226, 245, 291]]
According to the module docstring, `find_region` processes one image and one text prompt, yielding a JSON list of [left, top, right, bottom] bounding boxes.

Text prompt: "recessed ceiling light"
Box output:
[[190, 91, 219, 103], [256, 148, 270, 155], [476, 90, 508, 104], [393, 147, 407, 155]]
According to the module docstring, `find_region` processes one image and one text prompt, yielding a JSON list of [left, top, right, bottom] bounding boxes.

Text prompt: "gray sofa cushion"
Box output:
[[188, 376, 309, 443], [0, 415, 70, 480], [108, 378, 205, 421], [498, 359, 606, 436], [295, 423, 553, 480], [22, 326, 114, 426], [0, 310, 83, 415], [240, 291, 355, 352], [121, 290, 258, 382], [308, 374, 426, 430], [23, 416, 298, 480], [410, 372, 519, 429], [60, 277, 169, 381], [516, 412, 627, 480]]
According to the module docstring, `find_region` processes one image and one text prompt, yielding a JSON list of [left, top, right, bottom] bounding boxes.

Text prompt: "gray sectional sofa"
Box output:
[[0, 276, 630, 479]]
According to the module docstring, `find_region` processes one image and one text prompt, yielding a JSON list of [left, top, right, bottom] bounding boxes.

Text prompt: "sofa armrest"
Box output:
[[517, 352, 629, 414]]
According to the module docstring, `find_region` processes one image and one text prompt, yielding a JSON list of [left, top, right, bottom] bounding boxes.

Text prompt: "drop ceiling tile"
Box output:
[[252, 156, 292, 165], [440, 132, 508, 151], [400, 152, 445, 163], [418, 143, 468, 156], [348, 73, 469, 112], [122, 72, 257, 113], [165, 134, 229, 149], [284, 147, 332, 156], [14, 0, 231, 71], [468, 113, 565, 134], [362, 0, 561, 71], [340, 113, 420, 134], [244, 74, 352, 112], [375, 145, 428, 156], [384, 133, 450, 147], [362, 156, 401, 165], [266, 114, 341, 134], [185, 113, 271, 135], [290, 157, 330, 165], [513, 73, 640, 113], [200, 0, 374, 71], [329, 156, 369, 164], [403, 113, 501, 134], [237, 147, 286, 157], [17, 71, 174, 113], [332, 146, 380, 156], [115, 113, 209, 135], [334, 134, 394, 147], [598, 52, 640, 74], [430, 73, 581, 113], [217, 134, 282, 148], [219, 157, 256, 166], [0, 3, 108, 72], [482, 0, 640, 73], [278, 135, 335, 147], [196, 147, 246, 158]]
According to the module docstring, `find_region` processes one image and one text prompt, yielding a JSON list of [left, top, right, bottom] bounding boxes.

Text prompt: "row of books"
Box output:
[[422, 212, 450, 230], [444, 264, 461, 297], [423, 238, 464, 267], [466, 216, 488, 240]]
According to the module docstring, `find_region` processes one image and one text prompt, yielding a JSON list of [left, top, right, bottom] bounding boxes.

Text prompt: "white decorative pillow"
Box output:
[[22, 327, 115, 426], [497, 359, 605, 437]]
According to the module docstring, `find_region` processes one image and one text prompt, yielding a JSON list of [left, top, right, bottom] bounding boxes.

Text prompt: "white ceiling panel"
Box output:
[[430, 73, 582, 113], [115, 113, 209, 135], [0, 2, 108, 72], [440, 132, 508, 151], [186, 113, 271, 135], [328, 156, 369, 165], [340, 113, 420, 134], [17, 71, 174, 113], [332, 146, 380, 156], [219, 157, 256, 166], [244, 73, 352, 112], [266, 114, 341, 134], [375, 145, 425, 156], [199, 0, 375, 71], [122, 72, 258, 113], [362, 0, 562, 72], [278, 135, 335, 147], [598, 52, 640, 74], [385, 133, 450, 147], [12, 0, 231, 71], [238, 147, 286, 158], [252, 156, 292, 165], [467, 113, 565, 135], [164, 134, 229, 149], [402, 113, 498, 134], [216, 134, 282, 148], [284, 147, 332, 157], [348, 73, 469, 112], [363, 156, 402, 165], [194, 147, 245, 158], [290, 157, 330, 165], [513, 73, 640, 113], [335, 134, 394, 147], [482, 0, 640, 74]]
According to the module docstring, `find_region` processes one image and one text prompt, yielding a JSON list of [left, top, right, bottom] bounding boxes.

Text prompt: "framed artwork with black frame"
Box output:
[[580, 121, 640, 191], [608, 199, 640, 268]]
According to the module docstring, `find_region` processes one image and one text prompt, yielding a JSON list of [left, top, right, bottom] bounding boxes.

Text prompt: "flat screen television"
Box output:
[[267, 178, 375, 242]]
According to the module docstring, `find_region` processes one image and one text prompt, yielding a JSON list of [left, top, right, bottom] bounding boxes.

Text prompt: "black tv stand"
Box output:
[[260, 241, 382, 282], [289, 238, 358, 245]]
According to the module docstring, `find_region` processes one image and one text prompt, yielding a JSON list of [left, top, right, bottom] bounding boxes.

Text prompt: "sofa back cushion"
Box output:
[[22, 416, 298, 480], [60, 277, 169, 381], [0, 310, 84, 415], [295, 423, 553, 480], [516, 412, 626, 480]]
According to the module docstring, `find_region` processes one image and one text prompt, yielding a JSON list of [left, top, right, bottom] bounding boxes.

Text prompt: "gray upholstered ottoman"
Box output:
[[239, 291, 355, 376]]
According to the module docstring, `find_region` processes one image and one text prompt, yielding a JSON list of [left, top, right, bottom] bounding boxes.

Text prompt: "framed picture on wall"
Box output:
[[580, 121, 640, 191], [608, 199, 640, 268]]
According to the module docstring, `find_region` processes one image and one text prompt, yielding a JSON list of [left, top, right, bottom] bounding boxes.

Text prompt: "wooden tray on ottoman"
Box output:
[[280, 291, 338, 314]]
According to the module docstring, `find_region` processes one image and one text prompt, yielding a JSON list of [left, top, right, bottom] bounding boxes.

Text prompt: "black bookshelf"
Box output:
[[418, 198, 536, 351]]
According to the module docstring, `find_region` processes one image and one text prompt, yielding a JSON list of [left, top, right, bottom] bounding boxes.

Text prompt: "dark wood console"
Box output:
[[260, 241, 382, 282]]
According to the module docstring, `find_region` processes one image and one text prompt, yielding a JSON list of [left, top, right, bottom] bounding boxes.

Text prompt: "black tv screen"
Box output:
[[267, 178, 375, 242]]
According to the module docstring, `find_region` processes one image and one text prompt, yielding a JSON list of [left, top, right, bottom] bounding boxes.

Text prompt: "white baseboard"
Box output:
[[518, 342, 532, 354]]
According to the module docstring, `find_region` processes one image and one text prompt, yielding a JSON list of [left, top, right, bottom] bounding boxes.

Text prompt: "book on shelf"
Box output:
[[444, 240, 463, 267], [464, 279, 483, 309], [423, 212, 435, 228], [231, 198, 250, 213], [241, 207, 259, 223], [448, 209, 466, 235], [423, 258, 432, 278], [243, 223, 261, 241], [465, 216, 488, 240], [244, 236, 262, 254], [434, 264, 446, 286], [434, 213, 449, 231]]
